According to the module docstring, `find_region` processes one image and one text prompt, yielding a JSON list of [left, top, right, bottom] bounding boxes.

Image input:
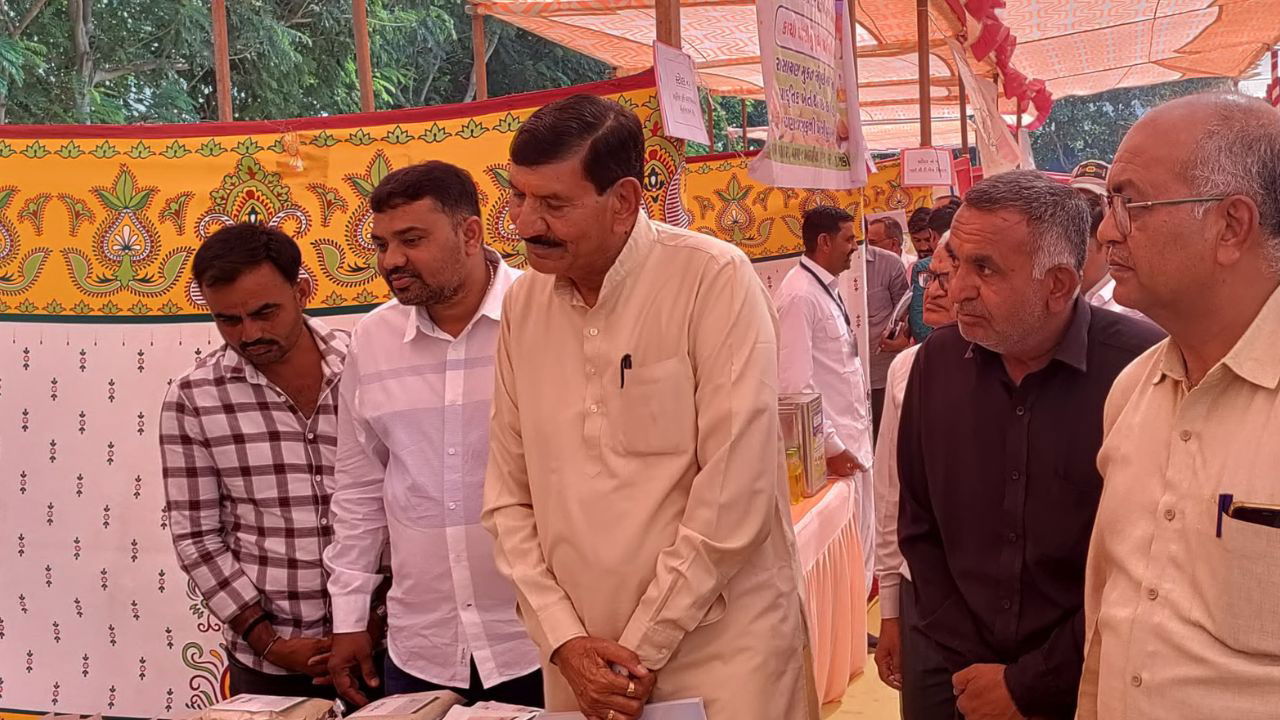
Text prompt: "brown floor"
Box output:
[[821, 599, 902, 720]]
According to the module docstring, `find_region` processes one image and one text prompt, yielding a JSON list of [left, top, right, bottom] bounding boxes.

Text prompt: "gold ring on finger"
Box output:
[[626, 679, 636, 698]]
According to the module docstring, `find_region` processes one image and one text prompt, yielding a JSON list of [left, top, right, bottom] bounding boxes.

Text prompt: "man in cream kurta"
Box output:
[[483, 95, 816, 720]]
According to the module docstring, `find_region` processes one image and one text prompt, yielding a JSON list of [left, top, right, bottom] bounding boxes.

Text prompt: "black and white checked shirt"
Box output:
[[160, 318, 349, 673]]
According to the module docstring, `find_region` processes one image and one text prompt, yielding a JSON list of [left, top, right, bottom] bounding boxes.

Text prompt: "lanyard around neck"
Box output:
[[800, 261, 851, 329]]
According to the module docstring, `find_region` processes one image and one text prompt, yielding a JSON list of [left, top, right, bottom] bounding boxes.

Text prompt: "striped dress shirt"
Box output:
[[324, 252, 539, 689]]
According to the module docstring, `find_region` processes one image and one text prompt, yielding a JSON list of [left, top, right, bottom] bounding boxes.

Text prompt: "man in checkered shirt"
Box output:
[[161, 223, 358, 698]]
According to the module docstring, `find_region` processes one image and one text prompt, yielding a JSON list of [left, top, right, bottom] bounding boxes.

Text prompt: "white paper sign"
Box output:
[[901, 148, 954, 187], [654, 41, 711, 145]]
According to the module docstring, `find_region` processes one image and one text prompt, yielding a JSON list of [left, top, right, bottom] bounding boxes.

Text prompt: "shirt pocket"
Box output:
[[1195, 511, 1280, 656], [820, 312, 853, 353], [609, 356, 696, 456]]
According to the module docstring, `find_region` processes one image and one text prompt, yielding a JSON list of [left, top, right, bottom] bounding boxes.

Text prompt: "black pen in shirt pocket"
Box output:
[[620, 353, 632, 389]]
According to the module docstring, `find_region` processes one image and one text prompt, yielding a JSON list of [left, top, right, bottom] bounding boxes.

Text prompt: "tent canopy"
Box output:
[[472, 0, 1280, 149]]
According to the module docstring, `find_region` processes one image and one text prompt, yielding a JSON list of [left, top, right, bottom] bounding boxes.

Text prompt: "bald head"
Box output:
[[1137, 93, 1280, 253]]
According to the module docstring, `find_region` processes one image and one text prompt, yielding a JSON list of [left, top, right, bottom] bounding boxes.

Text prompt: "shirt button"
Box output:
[[314, 475, 323, 484], [590, 404, 599, 413], [1179, 430, 1192, 442], [1015, 406, 1026, 416], [447, 448, 456, 456], [1131, 674, 1143, 688], [1011, 471, 1020, 481], [1006, 532, 1018, 543], [449, 502, 457, 510], [588, 328, 599, 337], [588, 367, 597, 375], [307, 432, 315, 440], [1164, 508, 1177, 522], [1147, 588, 1159, 601], [1001, 599, 1012, 610], [320, 517, 329, 525]]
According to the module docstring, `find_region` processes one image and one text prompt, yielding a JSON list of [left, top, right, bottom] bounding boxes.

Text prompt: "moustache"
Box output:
[[956, 300, 987, 317], [240, 340, 279, 352], [384, 269, 420, 281], [523, 234, 564, 248]]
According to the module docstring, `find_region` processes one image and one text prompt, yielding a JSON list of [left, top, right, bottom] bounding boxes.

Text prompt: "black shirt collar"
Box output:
[[966, 296, 1092, 373]]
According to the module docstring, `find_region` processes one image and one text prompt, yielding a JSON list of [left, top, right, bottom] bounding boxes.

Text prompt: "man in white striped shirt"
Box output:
[[324, 162, 541, 706]]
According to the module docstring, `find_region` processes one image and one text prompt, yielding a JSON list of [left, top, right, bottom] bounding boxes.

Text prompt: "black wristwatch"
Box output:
[[240, 612, 273, 642]]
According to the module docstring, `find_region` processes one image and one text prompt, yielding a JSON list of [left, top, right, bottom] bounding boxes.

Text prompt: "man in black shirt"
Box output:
[[897, 171, 1163, 720]]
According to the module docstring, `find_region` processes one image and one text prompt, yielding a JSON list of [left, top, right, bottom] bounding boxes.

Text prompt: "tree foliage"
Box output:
[[0, 0, 609, 125], [1029, 77, 1233, 172], [0, 0, 1241, 169]]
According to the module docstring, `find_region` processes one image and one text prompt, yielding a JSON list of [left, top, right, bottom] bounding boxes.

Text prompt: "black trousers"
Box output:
[[384, 654, 545, 708], [871, 387, 887, 445], [228, 655, 339, 700], [900, 579, 959, 720]]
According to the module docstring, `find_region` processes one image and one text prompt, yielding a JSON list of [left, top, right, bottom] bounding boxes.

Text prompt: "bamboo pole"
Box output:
[[916, 0, 932, 146], [471, 12, 489, 101], [211, 0, 233, 121], [958, 79, 969, 158], [740, 98, 749, 150], [353, 0, 376, 112]]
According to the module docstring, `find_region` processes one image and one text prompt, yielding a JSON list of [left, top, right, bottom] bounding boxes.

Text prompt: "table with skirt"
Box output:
[[791, 476, 868, 704]]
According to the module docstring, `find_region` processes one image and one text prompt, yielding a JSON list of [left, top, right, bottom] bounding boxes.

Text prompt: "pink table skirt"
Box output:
[[791, 477, 868, 704]]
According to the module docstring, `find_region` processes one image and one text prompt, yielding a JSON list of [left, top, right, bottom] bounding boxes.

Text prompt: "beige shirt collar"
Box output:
[[1156, 284, 1280, 390]]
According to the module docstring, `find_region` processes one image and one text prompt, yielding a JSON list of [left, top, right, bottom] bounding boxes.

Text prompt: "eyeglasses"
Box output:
[[1105, 193, 1228, 236], [917, 269, 950, 292]]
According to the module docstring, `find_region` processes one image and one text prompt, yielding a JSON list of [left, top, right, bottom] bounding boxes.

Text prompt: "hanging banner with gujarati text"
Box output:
[[750, 0, 868, 190]]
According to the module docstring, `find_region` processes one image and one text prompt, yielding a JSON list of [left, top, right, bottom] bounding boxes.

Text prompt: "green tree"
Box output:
[[0, 0, 609, 125], [1030, 77, 1232, 172]]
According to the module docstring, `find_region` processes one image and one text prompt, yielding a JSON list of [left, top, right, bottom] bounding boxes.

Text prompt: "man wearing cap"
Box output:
[[1070, 161, 1144, 318]]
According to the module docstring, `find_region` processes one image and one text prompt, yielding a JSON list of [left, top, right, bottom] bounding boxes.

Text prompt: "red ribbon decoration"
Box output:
[[946, 0, 1054, 130]]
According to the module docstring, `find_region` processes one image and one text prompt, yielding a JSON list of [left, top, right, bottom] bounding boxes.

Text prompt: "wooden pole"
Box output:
[[958, 78, 969, 158], [471, 12, 489, 101], [916, 0, 932, 146], [353, 0, 376, 112], [211, 0, 233, 121], [740, 98, 749, 150], [704, 92, 715, 149], [656, 0, 681, 49]]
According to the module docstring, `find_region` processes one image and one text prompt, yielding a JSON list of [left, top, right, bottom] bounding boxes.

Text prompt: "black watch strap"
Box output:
[[240, 612, 272, 641]]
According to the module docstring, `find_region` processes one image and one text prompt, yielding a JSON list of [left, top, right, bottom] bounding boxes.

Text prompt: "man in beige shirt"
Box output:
[[483, 95, 817, 720], [1079, 93, 1280, 719]]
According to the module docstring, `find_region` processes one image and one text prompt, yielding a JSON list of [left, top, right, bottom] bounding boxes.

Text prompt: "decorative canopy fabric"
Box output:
[[472, 0, 1280, 148]]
